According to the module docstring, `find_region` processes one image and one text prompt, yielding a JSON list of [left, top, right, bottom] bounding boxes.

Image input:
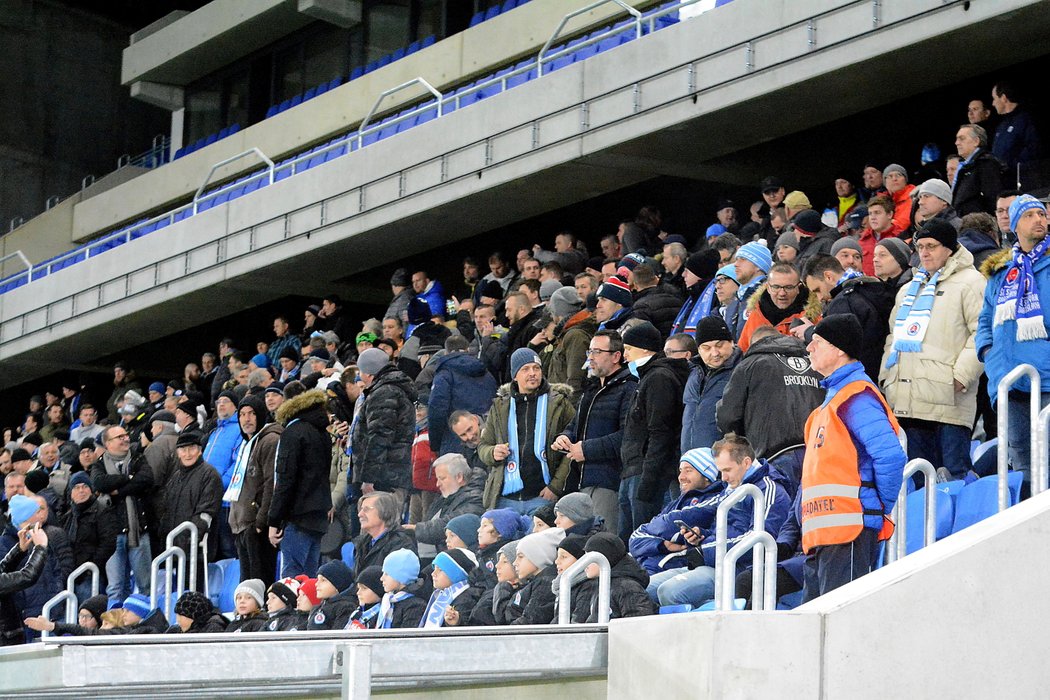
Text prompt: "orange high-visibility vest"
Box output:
[[800, 380, 900, 554]]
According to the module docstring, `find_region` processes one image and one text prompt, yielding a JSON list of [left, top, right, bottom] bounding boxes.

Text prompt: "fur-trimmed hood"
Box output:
[[981, 248, 1014, 278], [747, 282, 820, 321], [276, 389, 327, 425]]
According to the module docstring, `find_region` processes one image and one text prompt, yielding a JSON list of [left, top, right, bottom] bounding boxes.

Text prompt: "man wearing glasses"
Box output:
[[552, 331, 638, 539], [737, 263, 814, 352], [90, 426, 154, 605]]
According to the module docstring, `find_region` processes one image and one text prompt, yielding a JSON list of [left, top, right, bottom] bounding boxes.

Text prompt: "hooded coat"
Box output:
[[631, 284, 685, 338], [547, 312, 598, 404], [738, 283, 816, 353], [879, 245, 986, 428], [353, 364, 417, 490], [681, 349, 741, 453], [810, 274, 897, 382], [427, 352, 498, 456], [582, 555, 655, 622], [229, 395, 282, 536], [620, 354, 690, 503], [269, 390, 332, 535]]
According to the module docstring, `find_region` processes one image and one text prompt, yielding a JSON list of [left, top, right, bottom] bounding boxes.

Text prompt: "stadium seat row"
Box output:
[[0, 1, 688, 293], [173, 124, 241, 161]]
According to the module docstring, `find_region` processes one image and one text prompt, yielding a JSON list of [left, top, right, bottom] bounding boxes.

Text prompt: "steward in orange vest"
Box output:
[[801, 315, 906, 601]]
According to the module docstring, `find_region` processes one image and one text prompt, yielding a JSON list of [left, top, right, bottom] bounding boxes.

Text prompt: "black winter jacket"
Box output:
[[352, 527, 417, 580], [413, 484, 485, 546], [0, 544, 46, 645], [469, 580, 523, 626], [510, 566, 558, 625], [822, 275, 896, 382], [261, 607, 303, 632], [269, 390, 332, 535], [161, 458, 224, 552], [716, 334, 824, 458], [227, 612, 269, 633], [50, 608, 170, 637], [795, 225, 841, 264], [353, 365, 417, 489], [62, 495, 118, 589], [90, 451, 154, 539], [306, 587, 358, 630], [583, 555, 655, 622], [631, 285, 685, 339], [952, 150, 1005, 216], [620, 354, 690, 502], [561, 367, 638, 492]]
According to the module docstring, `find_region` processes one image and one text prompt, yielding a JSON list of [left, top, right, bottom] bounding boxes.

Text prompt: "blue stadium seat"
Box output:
[[364, 60, 379, 74], [203, 132, 219, 147], [484, 5, 500, 21], [658, 604, 693, 615], [327, 76, 342, 91], [217, 558, 241, 612], [324, 142, 348, 162], [207, 563, 224, 608], [303, 86, 318, 101], [406, 40, 420, 56], [952, 472, 1023, 533], [904, 488, 955, 554], [350, 66, 364, 80], [468, 10, 485, 27], [500, 0, 517, 12], [421, 35, 435, 48], [391, 47, 406, 61], [173, 208, 191, 222], [696, 599, 745, 611], [341, 542, 355, 569], [972, 438, 998, 465], [265, 104, 279, 118], [377, 54, 392, 69], [289, 93, 303, 108]]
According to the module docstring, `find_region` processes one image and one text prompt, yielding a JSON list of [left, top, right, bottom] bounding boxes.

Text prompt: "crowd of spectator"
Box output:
[[0, 81, 1047, 641]]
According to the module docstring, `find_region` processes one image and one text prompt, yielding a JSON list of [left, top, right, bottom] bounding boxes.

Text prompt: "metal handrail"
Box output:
[[193, 148, 275, 214], [1037, 404, 1050, 497], [151, 545, 186, 624], [0, 250, 32, 282], [359, 77, 443, 138], [886, 458, 936, 563], [537, 0, 641, 77], [165, 520, 200, 592], [67, 561, 100, 598], [997, 364, 1041, 511], [712, 483, 766, 609], [557, 551, 611, 625], [719, 530, 777, 611], [40, 591, 78, 637]]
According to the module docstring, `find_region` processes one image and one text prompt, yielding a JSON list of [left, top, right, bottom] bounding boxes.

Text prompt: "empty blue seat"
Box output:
[[421, 35, 435, 48], [341, 542, 355, 569], [658, 604, 693, 615], [289, 94, 303, 108], [217, 559, 241, 612], [903, 488, 955, 554], [206, 563, 224, 608], [952, 472, 1022, 533], [203, 132, 218, 146], [173, 208, 191, 222], [507, 63, 536, 88], [391, 47, 406, 61], [468, 10, 485, 27], [328, 76, 342, 91], [324, 142, 348, 162], [377, 54, 392, 69], [406, 40, 420, 55], [265, 104, 279, 118], [364, 60, 379, 74], [350, 66, 364, 80], [303, 86, 318, 101], [484, 5, 500, 21]]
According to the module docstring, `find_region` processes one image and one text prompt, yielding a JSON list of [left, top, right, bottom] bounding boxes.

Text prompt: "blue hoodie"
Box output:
[[203, 415, 243, 489]]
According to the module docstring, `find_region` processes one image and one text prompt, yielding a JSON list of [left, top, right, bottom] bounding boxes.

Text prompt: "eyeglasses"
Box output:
[[915, 243, 943, 253], [768, 284, 800, 292], [585, 348, 616, 356], [358, 505, 377, 514], [106, 433, 130, 442]]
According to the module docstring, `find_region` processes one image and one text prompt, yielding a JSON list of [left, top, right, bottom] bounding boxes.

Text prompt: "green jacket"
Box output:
[[478, 380, 576, 509], [546, 312, 597, 404]]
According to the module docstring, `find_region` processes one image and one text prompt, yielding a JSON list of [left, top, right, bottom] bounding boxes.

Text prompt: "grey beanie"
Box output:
[[548, 286, 582, 319], [830, 237, 863, 256], [499, 540, 519, 564], [516, 527, 565, 570], [916, 178, 953, 205], [882, 163, 907, 180], [875, 237, 912, 272], [357, 347, 389, 376], [539, 279, 562, 302], [554, 492, 595, 524], [774, 231, 799, 252]]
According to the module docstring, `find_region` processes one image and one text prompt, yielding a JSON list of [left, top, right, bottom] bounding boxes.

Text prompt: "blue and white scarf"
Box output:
[[377, 590, 414, 629], [345, 603, 380, 630], [994, 236, 1049, 341], [419, 580, 469, 628], [837, 268, 863, 286], [885, 268, 941, 369], [502, 392, 550, 495], [672, 279, 717, 337], [222, 433, 258, 503]]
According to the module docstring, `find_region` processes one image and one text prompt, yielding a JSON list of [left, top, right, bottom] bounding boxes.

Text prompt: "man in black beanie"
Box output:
[[682, 316, 741, 453], [619, 322, 690, 532], [800, 313, 905, 601], [670, 250, 721, 337]]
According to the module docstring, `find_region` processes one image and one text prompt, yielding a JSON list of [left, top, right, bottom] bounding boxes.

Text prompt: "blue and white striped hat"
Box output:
[[680, 447, 719, 482]]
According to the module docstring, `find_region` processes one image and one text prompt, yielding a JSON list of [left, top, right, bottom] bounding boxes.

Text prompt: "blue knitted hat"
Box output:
[[680, 447, 719, 482], [382, 548, 420, 585], [736, 241, 773, 274]]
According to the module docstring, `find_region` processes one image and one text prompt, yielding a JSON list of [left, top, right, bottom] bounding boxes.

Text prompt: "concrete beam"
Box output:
[[129, 81, 185, 112], [296, 0, 362, 29]]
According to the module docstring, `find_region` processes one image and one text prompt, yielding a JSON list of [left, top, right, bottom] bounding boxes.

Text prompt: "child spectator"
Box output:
[[422, 548, 480, 628], [170, 591, 228, 633], [227, 578, 268, 632], [345, 566, 385, 630], [581, 533, 654, 622], [509, 527, 565, 625], [100, 609, 123, 630], [553, 493, 604, 538], [294, 577, 321, 628], [444, 513, 481, 551], [466, 541, 524, 626], [307, 560, 357, 630], [531, 504, 556, 532], [552, 535, 590, 623], [377, 549, 426, 628], [473, 509, 531, 593], [263, 578, 303, 631], [409, 402, 439, 524]]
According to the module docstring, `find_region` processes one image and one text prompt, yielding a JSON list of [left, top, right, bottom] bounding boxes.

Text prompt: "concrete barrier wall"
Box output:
[[608, 491, 1050, 699]]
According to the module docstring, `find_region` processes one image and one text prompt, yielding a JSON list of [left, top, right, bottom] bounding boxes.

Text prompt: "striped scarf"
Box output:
[[994, 236, 1049, 341], [377, 590, 414, 629], [885, 268, 940, 369]]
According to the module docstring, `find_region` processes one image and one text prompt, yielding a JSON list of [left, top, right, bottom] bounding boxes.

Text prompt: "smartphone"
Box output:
[[446, 299, 457, 315], [674, 520, 691, 532]]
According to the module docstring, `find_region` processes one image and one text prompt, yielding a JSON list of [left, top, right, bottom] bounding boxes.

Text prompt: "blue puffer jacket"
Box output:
[[681, 350, 741, 453], [427, 352, 498, 456], [819, 362, 906, 530], [976, 248, 1050, 401], [203, 416, 243, 489], [559, 367, 638, 491], [628, 481, 726, 573], [418, 280, 448, 319]]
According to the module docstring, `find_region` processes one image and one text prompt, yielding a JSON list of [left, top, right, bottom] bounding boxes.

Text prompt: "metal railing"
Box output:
[[557, 551, 611, 624], [713, 483, 767, 611], [150, 545, 186, 624], [885, 459, 937, 564], [37, 562, 100, 638], [997, 364, 1041, 511], [1038, 404, 1050, 497], [537, 0, 642, 77], [359, 78, 443, 140], [719, 530, 777, 611], [164, 520, 201, 593], [193, 148, 275, 214]]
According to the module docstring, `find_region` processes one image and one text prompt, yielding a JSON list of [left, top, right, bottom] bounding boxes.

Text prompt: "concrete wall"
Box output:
[[608, 492, 1050, 699], [0, 0, 169, 246]]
